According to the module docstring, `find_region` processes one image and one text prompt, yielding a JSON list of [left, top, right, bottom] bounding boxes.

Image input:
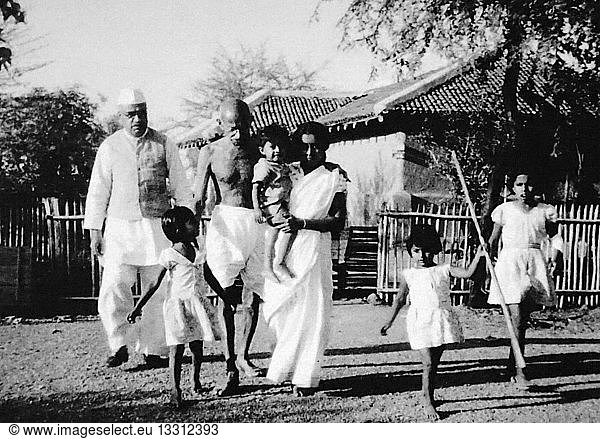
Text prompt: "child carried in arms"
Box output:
[[252, 124, 301, 282]]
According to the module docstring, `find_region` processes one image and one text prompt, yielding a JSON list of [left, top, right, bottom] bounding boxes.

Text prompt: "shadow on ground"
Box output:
[[321, 348, 600, 398], [0, 386, 354, 422]]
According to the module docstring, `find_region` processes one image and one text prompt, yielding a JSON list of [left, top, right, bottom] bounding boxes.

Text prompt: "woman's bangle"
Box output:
[[302, 219, 307, 229]]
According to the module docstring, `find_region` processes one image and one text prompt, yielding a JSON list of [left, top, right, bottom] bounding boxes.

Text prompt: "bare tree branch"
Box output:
[[181, 44, 322, 119]]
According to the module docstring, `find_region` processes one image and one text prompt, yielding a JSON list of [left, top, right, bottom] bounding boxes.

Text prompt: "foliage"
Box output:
[[0, 23, 49, 88], [417, 115, 504, 208], [1, 1, 48, 88], [101, 112, 121, 136], [323, 0, 600, 209], [325, 0, 599, 80], [545, 63, 600, 202], [1, 0, 25, 65], [0, 88, 105, 196], [182, 44, 321, 118]]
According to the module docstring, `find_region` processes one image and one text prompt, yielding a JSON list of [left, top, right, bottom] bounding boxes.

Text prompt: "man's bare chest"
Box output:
[[211, 152, 254, 186]]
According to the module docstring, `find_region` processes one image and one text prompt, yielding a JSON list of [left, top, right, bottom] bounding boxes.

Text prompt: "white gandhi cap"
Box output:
[[117, 88, 146, 110]]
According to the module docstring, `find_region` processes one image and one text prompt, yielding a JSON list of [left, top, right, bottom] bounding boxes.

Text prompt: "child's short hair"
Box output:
[[258, 124, 290, 149], [161, 206, 196, 243], [406, 224, 443, 255]]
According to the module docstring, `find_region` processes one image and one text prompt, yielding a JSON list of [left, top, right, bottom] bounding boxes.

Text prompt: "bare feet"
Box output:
[[422, 395, 440, 421], [293, 386, 316, 397], [169, 389, 183, 408], [510, 374, 531, 390], [237, 358, 262, 377]]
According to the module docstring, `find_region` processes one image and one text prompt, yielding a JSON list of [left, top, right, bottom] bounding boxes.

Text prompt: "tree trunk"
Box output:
[[481, 13, 522, 233]]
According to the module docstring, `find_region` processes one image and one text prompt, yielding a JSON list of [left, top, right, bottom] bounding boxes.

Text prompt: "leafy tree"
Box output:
[[182, 44, 321, 118], [323, 0, 600, 212], [418, 114, 505, 208], [101, 112, 121, 136], [1, 0, 25, 69], [0, 23, 49, 87], [1, 1, 47, 88], [0, 88, 105, 196]]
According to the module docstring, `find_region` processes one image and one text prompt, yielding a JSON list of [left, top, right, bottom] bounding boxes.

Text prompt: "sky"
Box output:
[[12, 0, 399, 128]]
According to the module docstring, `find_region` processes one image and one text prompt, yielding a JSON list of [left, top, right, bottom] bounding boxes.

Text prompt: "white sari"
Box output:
[[263, 164, 344, 388]]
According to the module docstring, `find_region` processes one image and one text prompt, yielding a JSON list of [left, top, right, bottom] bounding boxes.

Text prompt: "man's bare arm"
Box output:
[[193, 146, 213, 215]]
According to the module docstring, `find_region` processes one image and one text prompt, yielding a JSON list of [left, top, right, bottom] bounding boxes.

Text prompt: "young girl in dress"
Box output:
[[487, 171, 562, 389], [381, 224, 484, 420], [128, 206, 220, 407]]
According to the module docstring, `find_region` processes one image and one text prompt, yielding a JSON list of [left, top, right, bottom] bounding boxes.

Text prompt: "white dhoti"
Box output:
[[98, 217, 170, 356], [98, 263, 168, 355], [263, 165, 341, 388], [205, 205, 265, 298]]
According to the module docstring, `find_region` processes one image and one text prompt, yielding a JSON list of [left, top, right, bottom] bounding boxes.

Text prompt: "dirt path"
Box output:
[[2, 303, 600, 422]]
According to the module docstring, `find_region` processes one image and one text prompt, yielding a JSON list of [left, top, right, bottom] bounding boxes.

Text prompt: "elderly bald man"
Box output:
[[84, 88, 193, 367], [194, 98, 264, 396]]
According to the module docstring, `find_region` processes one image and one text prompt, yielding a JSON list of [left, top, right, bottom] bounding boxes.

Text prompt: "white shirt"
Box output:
[[84, 128, 194, 266]]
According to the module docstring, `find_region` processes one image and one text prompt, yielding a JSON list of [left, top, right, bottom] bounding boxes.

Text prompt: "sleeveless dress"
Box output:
[[403, 264, 464, 350], [159, 246, 221, 346]]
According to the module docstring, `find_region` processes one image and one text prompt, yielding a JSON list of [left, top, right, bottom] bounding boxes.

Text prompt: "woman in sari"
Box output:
[[262, 121, 348, 396]]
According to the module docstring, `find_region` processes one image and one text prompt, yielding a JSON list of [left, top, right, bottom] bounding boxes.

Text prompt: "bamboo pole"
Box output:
[[592, 205, 599, 291], [460, 203, 469, 292], [377, 214, 384, 292], [393, 216, 398, 291], [451, 151, 526, 369]]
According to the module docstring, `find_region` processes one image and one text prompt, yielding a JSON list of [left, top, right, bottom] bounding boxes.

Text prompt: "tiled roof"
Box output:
[[319, 57, 552, 127], [178, 90, 356, 148], [250, 92, 356, 133]]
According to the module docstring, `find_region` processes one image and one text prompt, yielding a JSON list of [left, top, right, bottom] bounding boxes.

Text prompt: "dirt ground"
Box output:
[[1, 301, 600, 423]]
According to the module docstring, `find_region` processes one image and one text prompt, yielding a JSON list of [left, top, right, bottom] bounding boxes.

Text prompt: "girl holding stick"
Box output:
[[487, 170, 562, 389]]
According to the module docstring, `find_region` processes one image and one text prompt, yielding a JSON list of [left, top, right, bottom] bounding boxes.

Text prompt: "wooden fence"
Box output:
[[0, 194, 48, 259], [2, 196, 599, 312], [378, 203, 600, 308], [0, 195, 95, 311], [0, 195, 344, 313]]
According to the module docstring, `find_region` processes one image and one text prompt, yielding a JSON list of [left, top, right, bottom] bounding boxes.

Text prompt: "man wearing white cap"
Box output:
[[84, 88, 193, 367]]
